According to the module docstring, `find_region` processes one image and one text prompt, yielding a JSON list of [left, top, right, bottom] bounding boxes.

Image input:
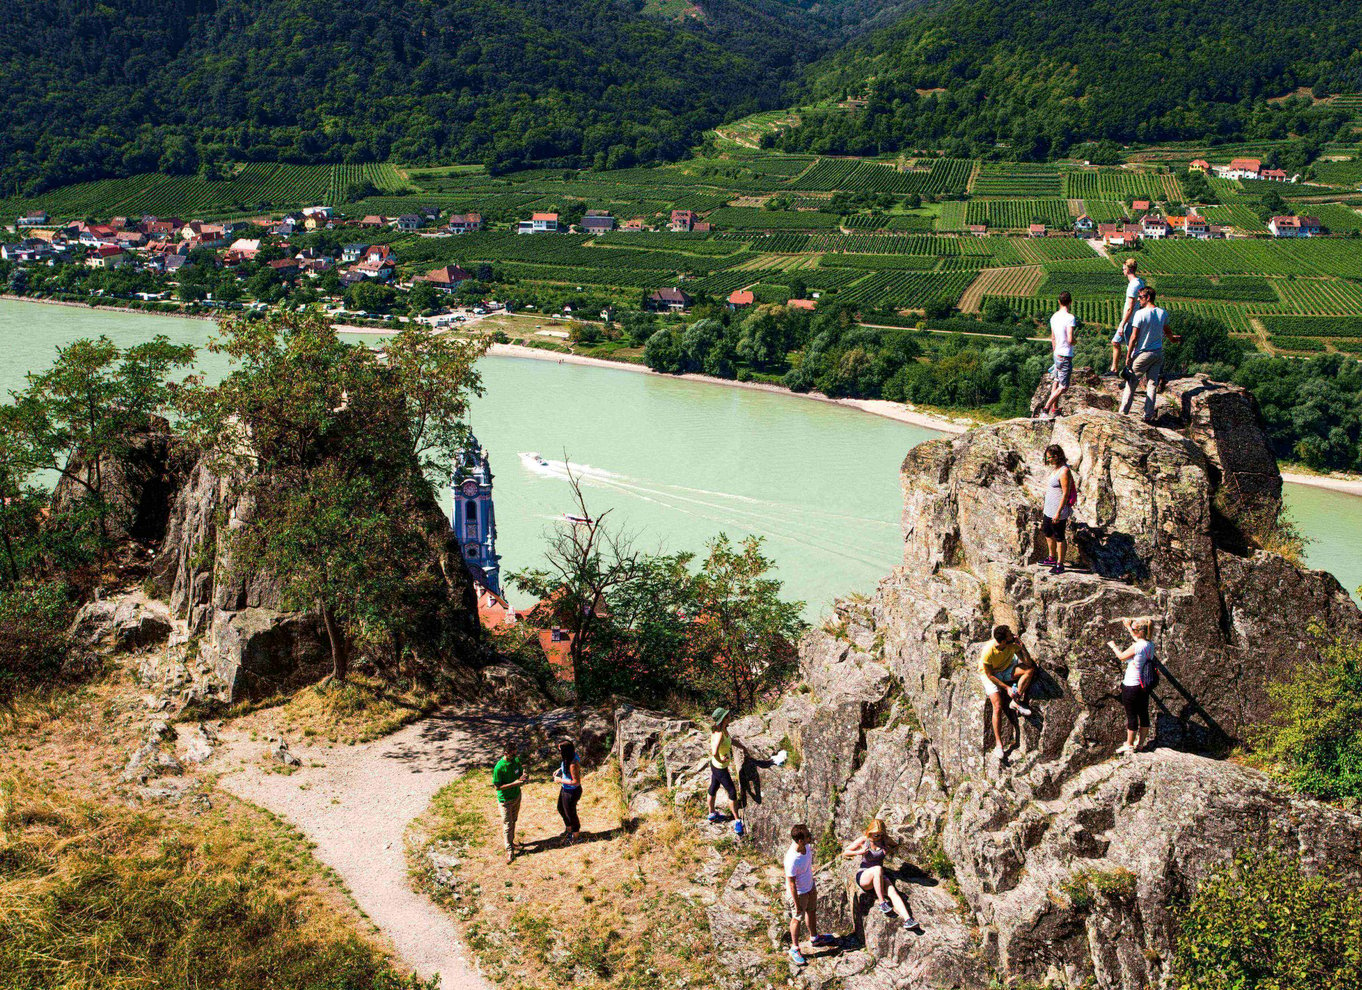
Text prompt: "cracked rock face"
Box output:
[[622, 397, 1362, 989]]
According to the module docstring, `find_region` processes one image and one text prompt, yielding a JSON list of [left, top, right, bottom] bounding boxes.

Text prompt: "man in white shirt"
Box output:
[[1038, 291, 1077, 419], [1120, 287, 1173, 422], [1107, 258, 1144, 377], [783, 823, 833, 965]]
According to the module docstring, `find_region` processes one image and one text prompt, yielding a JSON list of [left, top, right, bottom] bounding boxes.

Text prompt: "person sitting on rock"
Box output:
[[979, 625, 1038, 759], [707, 708, 746, 837], [1040, 444, 1076, 575], [784, 822, 835, 965], [1108, 617, 1157, 755], [841, 818, 918, 927]]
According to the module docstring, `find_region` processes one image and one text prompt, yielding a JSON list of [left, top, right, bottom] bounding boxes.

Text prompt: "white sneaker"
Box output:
[[1115, 743, 1134, 756], [1010, 699, 1032, 717], [993, 744, 1005, 759]]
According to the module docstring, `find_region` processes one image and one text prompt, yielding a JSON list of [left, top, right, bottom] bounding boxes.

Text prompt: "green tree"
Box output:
[[1176, 849, 1362, 990], [686, 535, 804, 711], [1257, 631, 1362, 801], [0, 335, 194, 546]]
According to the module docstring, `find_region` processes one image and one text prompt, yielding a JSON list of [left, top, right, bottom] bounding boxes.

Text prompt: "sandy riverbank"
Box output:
[[1281, 471, 1362, 497], [486, 341, 975, 434], [0, 293, 218, 321]]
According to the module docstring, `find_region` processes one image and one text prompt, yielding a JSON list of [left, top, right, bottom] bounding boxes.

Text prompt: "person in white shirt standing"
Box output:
[[1120, 287, 1173, 423], [1107, 258, 1144, 377], [1038, 291, 1077, 419], [783, 823, 833, 965]]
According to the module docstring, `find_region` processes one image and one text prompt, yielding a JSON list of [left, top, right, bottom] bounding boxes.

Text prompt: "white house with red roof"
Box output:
[[517, 212, 559, 234], [1141, 215, 1170, 239], [1215, 158, 1262, 180], [414, 264, 472, 290], [1269, 215, 1323, 238], [669, 210, 697, 232]]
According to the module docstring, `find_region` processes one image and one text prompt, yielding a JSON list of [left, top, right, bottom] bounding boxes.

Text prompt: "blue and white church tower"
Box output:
[[452, 433, 501, 596]]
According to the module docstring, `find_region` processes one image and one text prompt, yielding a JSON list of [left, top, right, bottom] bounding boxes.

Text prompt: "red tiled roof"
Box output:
[[531, 212, 558, 222], [727, 290, 755, 306]]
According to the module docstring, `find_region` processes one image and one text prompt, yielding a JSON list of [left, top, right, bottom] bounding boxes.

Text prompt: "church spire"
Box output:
[[452, 432, 500, 596]]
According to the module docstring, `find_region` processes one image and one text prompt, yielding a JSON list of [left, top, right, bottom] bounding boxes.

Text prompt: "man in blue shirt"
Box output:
[[1119, 287, 1172, 423]]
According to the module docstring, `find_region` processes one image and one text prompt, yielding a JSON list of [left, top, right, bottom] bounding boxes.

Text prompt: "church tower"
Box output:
[[452, 433, 501, 596]]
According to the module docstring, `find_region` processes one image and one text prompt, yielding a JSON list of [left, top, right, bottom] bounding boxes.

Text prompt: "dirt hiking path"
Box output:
[[216, 708, 529, 990]]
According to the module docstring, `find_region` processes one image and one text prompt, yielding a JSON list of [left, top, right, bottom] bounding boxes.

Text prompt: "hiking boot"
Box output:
[[904, 917, 920, 929], [811, 934, 836, 947], [706, 812, 724, 823], [1102, 370, 1120, 378], [788, 947, 807, 966], [1038, 557, 1057, 567], [1050, 564, 1066, 575], [879, 901, 894, 915], [733, 820, 745, 837]]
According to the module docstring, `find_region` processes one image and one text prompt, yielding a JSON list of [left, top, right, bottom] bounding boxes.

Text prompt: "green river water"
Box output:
[[3, 299, 1358, 615]]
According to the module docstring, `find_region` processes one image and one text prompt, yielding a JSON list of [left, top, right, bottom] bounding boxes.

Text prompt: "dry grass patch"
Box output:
[[227, 674, 442, 746], [410, 764, 723, 988], [0, 773, 427, 990]]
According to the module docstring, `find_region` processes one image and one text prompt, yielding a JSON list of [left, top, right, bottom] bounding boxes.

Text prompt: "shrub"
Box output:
[[0, 581, 80, 702], [1257, 632, 1362, 801], [1176, 849, 1362, 990]]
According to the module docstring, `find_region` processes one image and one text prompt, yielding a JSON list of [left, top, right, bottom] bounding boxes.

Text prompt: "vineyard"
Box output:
[[965, 199, 1072, 229], [835, 269, 977, 309], [1268, 277, 1362, 314], [1260, 315, 1362, 339], [706, 207, 841, 229], [970, 164, 1063, 197]]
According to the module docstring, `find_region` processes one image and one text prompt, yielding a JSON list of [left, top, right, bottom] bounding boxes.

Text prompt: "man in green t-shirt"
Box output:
[[492, 740, 528, 863]]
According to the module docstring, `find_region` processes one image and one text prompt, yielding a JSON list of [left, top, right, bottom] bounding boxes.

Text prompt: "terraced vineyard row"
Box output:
[[706, 207, 841, 229], [819, 254, 941, 271], [1259, 315, 1362, 339], [809, 233, 992, 256], [993, 295, 1123, 326], [971, 164, 1063, 197], [836, 269, 977, 309], [1268, 277, 1362, 314], [1095, 170, 1181, 201], [788, 157, 971, 195], [965, 200, 1071, 229]]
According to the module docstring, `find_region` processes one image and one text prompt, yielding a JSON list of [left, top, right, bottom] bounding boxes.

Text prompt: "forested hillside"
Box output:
[[771, 0, 1362, 160], [0, 0, 843, 194]]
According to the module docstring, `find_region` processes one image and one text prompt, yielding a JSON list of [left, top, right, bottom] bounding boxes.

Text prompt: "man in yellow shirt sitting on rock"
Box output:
[[979, 624, 1038, 762]]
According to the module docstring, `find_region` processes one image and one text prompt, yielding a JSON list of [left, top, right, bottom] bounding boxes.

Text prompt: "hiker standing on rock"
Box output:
[[1109, 618, 1158, 755], [1107, 257, 1144, 377], [707, 708, 746, 837], [1038, 291, 1077, 419], [553, 739, 583, 845], [842, 819, 918, 927], [785, 823, 834, 966], [492, 740, 528, 864], [979, 625, 1038, 760], [1040, 444, 1076, 575], [1120, 287, 1170, 424]]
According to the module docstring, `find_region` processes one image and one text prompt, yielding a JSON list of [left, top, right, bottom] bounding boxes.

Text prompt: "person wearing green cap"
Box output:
[[707, 708, 746, 836]]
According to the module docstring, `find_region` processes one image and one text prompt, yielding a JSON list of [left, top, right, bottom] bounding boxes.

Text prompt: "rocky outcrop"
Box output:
[[151, 457, 482, 701], [625, 387, 1362, 988], [52, 417, 187, 544], [69, 591, 173, 651]]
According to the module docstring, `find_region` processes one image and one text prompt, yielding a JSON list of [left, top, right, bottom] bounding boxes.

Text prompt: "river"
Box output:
[[3, 298, 1359, 613]]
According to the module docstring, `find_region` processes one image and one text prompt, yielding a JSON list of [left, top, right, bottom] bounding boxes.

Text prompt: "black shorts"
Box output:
[[1041, 516, 1068, 541], [709, 766, 736, 800], [1120, 684, 1150, 730]]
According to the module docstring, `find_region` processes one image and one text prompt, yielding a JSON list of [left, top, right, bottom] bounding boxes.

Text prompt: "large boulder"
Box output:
[[52, 418, 186, 544], [668, 400, 1362, 988], [69, 591, 174, 651], [151, 456, 482, 701]]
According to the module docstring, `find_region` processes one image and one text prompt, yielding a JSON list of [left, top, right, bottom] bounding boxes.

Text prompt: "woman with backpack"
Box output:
[[1040, 444, 1076, 575], [1108, 618, 1157, 755]]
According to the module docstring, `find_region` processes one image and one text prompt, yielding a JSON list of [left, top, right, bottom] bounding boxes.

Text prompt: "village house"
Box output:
[[517, 212, 559, 234], [87, 244, 127, 269], [414, 264, 472, 290], [267, 258, 301, 279], [1073, 214, 1094, 233], [1269, 215, 1323, 238], [341, 243, 369, 264], [581, 211, 615, 234], [693, 221, 712, 233], [669, 210, 697, 232], [1027, 223, 1047, 237], [1141, 214, 1170, 239], [967, 222, 988, 237], [302, 206, 333, 220], [139, 217, 183, 237], [396, 214, 425, 232], [1215, 158, 1262, 181], [1131, 199, 1151, 215], [359, 215, 388, 228], [647, 287, 691, 312], [114, 229, 146, 249], [226, 237, 261, 261], [16, 211, 49, 227], [180, 221, 230, 248], [727, 289, 754, 310], [1100, 223, 1139, 247], [446, 213, 483, 234], [1184, 212, 1212, 239], [353, 244, 396, 279], [1188, 160, 1210, 174], [788, 298, 816, 311], [621, 219, 647, 232], [1260, 168, 1289, 182]]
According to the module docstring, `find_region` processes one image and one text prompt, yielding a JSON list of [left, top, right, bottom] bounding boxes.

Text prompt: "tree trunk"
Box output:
[[321, 602, 348, 682]]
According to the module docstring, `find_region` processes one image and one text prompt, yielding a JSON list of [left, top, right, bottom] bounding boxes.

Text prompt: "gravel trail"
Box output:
[[217, 709, 528, 990]]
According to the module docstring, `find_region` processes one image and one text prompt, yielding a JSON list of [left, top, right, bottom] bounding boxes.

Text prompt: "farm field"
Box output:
[[4, 146, 1361, 351]]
